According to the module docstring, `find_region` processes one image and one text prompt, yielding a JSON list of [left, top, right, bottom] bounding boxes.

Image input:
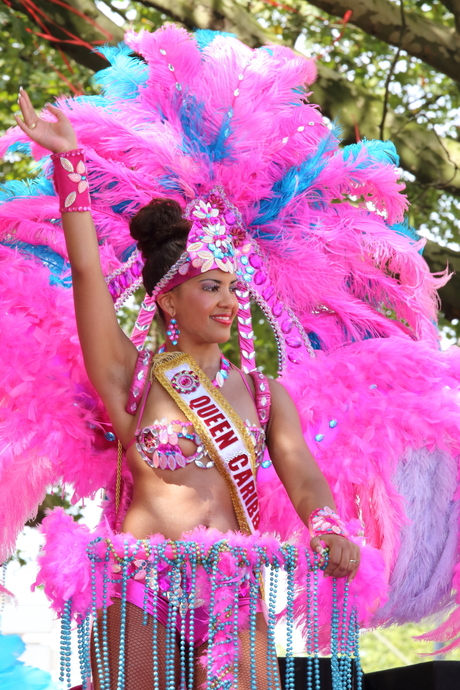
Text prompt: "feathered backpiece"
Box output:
[[2, 26, 460, 640]]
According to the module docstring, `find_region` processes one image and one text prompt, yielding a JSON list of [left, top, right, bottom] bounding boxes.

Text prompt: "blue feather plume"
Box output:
[[93, 42, 149, 101], [252, 130, 337, 230], [390, 221, 423, 253], [1, 241, 71, 288], [342, 139, 400, 167], [0, 177, 55, 202], [179, 95, 233, 163], [6, 141, 32, 156], [194, 29, 237, 51]]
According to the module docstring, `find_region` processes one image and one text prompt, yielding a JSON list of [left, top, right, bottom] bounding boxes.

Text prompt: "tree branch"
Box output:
[[5, 0, 125, 71], [306, 0, 460, 83], [379, 0, 406, 140], [310, 64, 460, 197], [423, 239, 460, 322], [100, 0, 129, 22], [439, 0, 460, 32], [132, 0, 273, 47]]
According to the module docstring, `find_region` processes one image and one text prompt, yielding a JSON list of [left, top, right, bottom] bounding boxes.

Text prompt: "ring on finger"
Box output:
[[29, 121, 38, 130], [349, 559, 358, 563]]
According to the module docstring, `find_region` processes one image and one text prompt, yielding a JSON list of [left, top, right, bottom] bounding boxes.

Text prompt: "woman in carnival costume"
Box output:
[[2, 23, 460, 690], [14, 83, 359, 688]]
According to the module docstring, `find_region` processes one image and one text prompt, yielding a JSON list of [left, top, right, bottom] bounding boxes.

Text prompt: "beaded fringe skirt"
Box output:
[[55, 534, 363, 690]]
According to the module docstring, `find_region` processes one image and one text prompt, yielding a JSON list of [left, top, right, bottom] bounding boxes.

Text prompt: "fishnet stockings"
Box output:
[[91, 599, 178, 690], [91, 604, 281, 689], [194, 613, 281, 690]]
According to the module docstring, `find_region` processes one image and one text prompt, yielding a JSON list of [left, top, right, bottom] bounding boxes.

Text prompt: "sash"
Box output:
[[152, 352, 260, 534]]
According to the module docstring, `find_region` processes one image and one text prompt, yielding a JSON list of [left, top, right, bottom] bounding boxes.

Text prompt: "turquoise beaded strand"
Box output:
[[248, 572, 259, 690], [178, 562, 188, 690], [340, 581, 352, 688], [312, 555, 321, 690], [59, 598, 72, 688], [77, 613, 91, 689], [267, 560, 281, 690], [150, 558, 160, 690], [89, 544, 106, 690], [284, 544, 297, 690], [84, 613, 92, 688], [305, 551, 313, 690], [205, 550, 219, 690], [142, 543, 152, 628], [268, 556, 280, 690], [101, 557, 111, 689], [330, 576, 340, 688], [351, 608, 363, 690], [187, 545, 197, 690], [165, 566, 180, 690], [116, 541, 130, 690], [231, 577, 240, 690]]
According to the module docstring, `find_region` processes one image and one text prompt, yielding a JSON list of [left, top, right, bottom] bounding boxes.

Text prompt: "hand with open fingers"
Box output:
[[15, 87, 77, 154], [310, 534, 360, 581]]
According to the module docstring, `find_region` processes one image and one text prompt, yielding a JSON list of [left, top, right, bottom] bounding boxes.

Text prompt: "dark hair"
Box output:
[[129, 198, 191, 296]]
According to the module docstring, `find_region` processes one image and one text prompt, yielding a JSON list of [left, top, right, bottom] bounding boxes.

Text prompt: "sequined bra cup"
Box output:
[[126, 350, 271, 471]]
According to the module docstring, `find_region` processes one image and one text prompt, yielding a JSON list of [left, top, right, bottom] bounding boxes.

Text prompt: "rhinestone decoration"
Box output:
[[136, 419, 206, 470], [245, 419, 266, 468], [171, 369, 200, 394], [184, 187, 251, 276], [214, 356, 230, 388], [186, 199, 238, 273], [309, 505, 350, 538]]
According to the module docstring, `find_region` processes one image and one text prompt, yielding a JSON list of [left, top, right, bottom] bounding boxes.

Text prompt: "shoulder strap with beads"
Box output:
[[125, 349, 153, 415], [249, 371, 271, 428]]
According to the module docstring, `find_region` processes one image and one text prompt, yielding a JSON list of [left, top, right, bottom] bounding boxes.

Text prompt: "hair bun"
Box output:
[[129, 197, 191, 295], [130, 198, 189, 254]]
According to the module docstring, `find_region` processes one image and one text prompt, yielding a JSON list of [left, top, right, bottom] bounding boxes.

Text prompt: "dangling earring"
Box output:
[[167, 318, 180, 346]]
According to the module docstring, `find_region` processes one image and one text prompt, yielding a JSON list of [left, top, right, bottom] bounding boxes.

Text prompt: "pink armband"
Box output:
[[51, 149, 91, 213], [309, 506, 349, 539]]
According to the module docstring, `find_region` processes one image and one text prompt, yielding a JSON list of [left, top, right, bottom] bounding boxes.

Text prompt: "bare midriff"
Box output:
[[122, 450, 240, 540]]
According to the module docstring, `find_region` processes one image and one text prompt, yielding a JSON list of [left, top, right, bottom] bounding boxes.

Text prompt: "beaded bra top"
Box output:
[[126, 350, 271, 471]]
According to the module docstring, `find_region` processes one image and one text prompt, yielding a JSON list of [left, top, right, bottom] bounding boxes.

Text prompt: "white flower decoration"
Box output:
[[192, 200, 220, 219]]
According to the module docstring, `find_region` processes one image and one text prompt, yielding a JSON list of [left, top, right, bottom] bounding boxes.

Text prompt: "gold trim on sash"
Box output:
[[151, 352, 257, 535]]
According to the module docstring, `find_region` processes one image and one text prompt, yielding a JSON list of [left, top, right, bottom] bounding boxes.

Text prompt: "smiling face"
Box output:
[[156, 269, 239, 345]]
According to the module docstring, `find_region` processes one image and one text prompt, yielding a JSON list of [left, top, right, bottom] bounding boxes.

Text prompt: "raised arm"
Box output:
[[16, 89, 137, 412], [266, 379, 360, 580]]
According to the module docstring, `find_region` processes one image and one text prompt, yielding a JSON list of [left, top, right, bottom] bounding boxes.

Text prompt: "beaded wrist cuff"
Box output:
[[309, 506, 350, 539], [51, 149, 91, 213]]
